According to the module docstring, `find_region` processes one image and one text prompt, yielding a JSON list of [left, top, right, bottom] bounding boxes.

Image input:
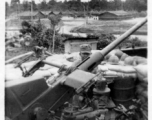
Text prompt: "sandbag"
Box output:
[[133, 56, 147, 65], [107, 55, 119, 64], [124, 56, 135, 65], [120, 53, 128, 61], [113, 49, 124, 59]]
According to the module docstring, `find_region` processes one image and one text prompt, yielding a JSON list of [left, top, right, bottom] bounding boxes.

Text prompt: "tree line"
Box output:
[[6, 0, 147, 17]]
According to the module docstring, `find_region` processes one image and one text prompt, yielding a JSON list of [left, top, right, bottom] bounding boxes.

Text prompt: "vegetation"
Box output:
[[96, 33, 147, 50], [19, 19, 64, 53], [96, 33, 116, 50], [6, 0, 147, 17]]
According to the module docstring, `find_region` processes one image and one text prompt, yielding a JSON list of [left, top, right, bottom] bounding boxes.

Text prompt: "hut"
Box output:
[[34, 11, 46, 19], [98, 12, 118, 20], [48, 11, 55, 15], [18, 11, 37, 20], [58, 11, 62, 16], [63, 36, 99, 53], [98, 11, 133, 20]]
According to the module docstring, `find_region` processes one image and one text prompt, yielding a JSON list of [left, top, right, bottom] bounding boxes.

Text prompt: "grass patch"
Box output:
[[72, 19, 147, 35]]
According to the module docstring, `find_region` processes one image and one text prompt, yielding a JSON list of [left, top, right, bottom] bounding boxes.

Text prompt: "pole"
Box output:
[[31, 0, 33, 22], [18, 2, 21, 24]]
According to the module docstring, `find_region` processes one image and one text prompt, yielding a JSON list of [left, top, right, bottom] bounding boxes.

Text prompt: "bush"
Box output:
[[96, 33, 115, 50], [20, 20, 65, 53], [96, 33, 147, 50], [118, 37, 147, 49]]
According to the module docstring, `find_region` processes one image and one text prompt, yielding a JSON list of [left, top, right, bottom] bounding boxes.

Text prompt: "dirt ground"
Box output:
[[72, 17, 147, 35]]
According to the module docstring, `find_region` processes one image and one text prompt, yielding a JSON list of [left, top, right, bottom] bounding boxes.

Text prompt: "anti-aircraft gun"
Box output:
[[5, 18, 147, 120]]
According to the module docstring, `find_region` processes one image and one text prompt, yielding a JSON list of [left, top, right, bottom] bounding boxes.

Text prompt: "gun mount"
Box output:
[[5, 18, 147, 120]]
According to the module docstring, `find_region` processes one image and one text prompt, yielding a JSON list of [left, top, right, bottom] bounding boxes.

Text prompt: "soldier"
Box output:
[[62, 44, 102, 107], [65, 44, 98, 74]]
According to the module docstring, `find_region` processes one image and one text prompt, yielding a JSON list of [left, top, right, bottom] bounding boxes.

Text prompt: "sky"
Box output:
[[5, 0, 91, 4], [5, 0, 126, 4]]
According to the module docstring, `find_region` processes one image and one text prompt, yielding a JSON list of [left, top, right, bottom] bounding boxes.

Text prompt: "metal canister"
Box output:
[[61, 107, 76, 120], [110, 76, 136, 108]]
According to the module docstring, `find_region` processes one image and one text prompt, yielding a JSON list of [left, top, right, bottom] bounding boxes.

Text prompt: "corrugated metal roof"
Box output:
[[63, 36, 99, 42], [35, 11, 46, 18], [91, 10, 129, 16], [99, 12, 118, 17]]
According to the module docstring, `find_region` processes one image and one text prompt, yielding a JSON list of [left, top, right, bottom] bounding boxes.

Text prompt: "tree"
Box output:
[[136, 0, 147, 12], [38, 0, 48, 10], [89, 0, 100, 11], [48, 0, 57, 10], [100, 0, 108, 10], [10, 0, 20, 18], [123, 0, 147, 11], [48, 15, 62, 53], [11, 0, 20, 5], [31, 1, 37, 11], [5, 2, 9, 17], [114, 0, 121, 10], [22, 1, 30, 11]]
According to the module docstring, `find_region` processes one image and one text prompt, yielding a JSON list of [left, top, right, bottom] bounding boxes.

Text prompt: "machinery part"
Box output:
[[16, 46, 52, 77], [33, 46, 52, 59], [103, 70, 137, 79], [5, 75, 75, 120], [61, 106, 108, 120], [14, 54, 34, 68], [23, 60, 45, 77], [63, 69, 96, 93], [104, 110, 118, 120], [43, 60, 68, 70], [93, 78, 110, 95], [92, 79, 115, 109]]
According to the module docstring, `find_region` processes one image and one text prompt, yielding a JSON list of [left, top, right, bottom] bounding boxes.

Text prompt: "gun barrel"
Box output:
[[42, 60, 65, 69]]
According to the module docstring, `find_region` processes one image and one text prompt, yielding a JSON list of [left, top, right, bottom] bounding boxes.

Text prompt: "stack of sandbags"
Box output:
[[104, 49, 147, 110], [104, 49, 147, 66], [104, 49, 128, 65]]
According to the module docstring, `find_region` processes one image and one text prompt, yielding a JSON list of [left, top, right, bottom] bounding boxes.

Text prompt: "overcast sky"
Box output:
[[5, 0, 92, 4], [5, 0, 126, 4]]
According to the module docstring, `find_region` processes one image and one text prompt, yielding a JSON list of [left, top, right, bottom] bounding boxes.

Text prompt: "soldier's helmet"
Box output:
[[80, 44, 92, 53]]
